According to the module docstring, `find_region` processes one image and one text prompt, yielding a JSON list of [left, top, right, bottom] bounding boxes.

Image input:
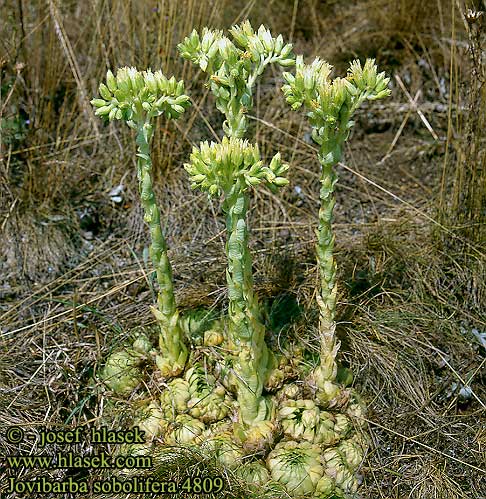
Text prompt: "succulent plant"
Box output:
[[178, 308, 219, 344], [165, 414, 206, 445], [92, 27, 381, 499], [185, 136, 288, 426], [264, 344, 304, 391], [236, 460, 270, 486], [322, 448, 359, 497], [132, 332, 154, 354], [135, 401, 167, 440], [202, 433, 244, 468], [345, 392, 367, 427], [92, 67, 191, 377], [337, 434, 365, 470], [234, 419, 279, 454], [315, 474, 336, 498], [159, 377, 191, 419], [180, 22, 296, 431], [278, 399, 321, 442], [185, 364, 233, 423]]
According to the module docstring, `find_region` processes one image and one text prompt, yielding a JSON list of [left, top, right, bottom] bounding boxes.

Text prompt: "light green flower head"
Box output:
[[178, 21, 294, 137], [282, 56, 391, 144], [184, 136, 289, 197], [91, 67, 190, 124], [179, 21, 294, 74]]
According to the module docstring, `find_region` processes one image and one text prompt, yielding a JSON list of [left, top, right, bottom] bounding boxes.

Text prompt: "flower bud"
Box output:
[[155, 70, 168, 91], [199, 56, 208, 72], [176, 79, 185, 95], [99, 83, 112, 101], [144, 71, 158, 93], [280, 43, 293, 58], [259, 28, 274, 53], [107, 107, 117, 120], [229, 26, 248, 48], [171, 104, 185, 115], [91, 98, 107, 108], [273, 177, 289, 187], [201, 29, 214, 52], [106, 70, 117, 92]]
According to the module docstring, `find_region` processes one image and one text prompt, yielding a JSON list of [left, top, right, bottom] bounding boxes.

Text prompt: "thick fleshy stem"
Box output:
[[221, 95, 273, 424], [224, 187, 270, 424], [135, 122, 188, 377], [282, 58, 390, 404], [313, 134, 347, 400]]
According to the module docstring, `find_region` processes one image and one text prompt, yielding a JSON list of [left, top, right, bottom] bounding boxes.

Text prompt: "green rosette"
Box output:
[[337, 435, 365, 471], [165, 414, 206, 445], [159, 378, 191, 419], [322, 448, 359, 497], [236, 461, 270, 487], [101, 349, 144, 396], [234, 420, 279, 454], [135, 401, 167, 441], [278, 399, 321, 443], [202, 432, 244, 468], [267, 440, 324, 496], [185, 364, 232, 423]]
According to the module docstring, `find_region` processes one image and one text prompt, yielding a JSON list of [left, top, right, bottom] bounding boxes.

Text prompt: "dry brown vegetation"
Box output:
[[0, 1, 485, 498]]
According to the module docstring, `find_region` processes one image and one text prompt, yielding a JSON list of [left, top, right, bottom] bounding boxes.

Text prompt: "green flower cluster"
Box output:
[[282, 57, 390, 146], [185, 136, 288, 197], [178, 21, 294, 137], [92, 67, 190, 124]]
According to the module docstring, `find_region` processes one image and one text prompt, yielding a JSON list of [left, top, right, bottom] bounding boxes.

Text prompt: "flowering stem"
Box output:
[[224, 186, 269, 424], [135, 122, 188, 376], [315, 135, 345, 382]]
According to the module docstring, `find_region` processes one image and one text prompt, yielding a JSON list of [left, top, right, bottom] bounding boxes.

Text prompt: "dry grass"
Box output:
[[1, 0, 485, 498]]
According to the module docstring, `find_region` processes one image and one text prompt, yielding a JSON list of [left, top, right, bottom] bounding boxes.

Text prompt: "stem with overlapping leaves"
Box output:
[[178, 20, 294, 139]]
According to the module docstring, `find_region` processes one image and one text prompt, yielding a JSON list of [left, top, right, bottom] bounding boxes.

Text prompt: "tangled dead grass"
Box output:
[[1, 0, 485, 498]]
